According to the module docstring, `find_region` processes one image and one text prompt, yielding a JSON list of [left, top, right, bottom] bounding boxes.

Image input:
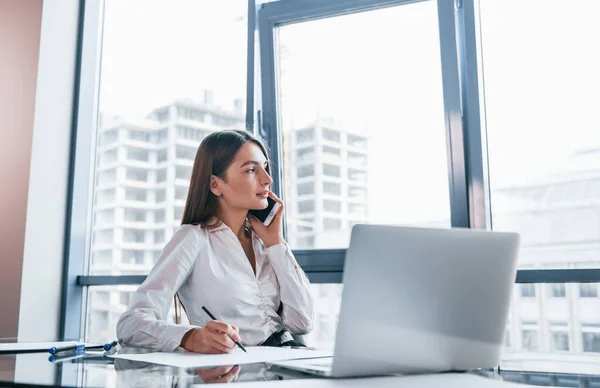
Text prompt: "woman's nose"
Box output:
[[261, 170, 273, 186]]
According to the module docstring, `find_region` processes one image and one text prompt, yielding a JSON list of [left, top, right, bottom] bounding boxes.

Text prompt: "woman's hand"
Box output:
[[181, 320, 241, 354], [249, 191, 285, 248], [195, 365, 240, 383]]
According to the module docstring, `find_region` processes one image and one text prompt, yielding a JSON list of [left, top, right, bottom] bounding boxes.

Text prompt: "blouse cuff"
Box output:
[[160, 324, 199, 352]]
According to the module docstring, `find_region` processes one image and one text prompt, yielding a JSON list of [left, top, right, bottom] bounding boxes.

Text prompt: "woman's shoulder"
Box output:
[[175, 223, 210, 241]]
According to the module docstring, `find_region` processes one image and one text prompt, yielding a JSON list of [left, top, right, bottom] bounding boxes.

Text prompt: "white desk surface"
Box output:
[[225, 372, 531, 388]]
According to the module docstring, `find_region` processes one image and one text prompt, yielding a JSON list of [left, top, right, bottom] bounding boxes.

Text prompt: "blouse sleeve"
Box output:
[[266, 243, 314, 334], [116, 225, 204, 351]]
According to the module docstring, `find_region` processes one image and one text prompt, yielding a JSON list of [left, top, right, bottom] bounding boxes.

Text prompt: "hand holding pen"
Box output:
[[180, 307, 245, 354]]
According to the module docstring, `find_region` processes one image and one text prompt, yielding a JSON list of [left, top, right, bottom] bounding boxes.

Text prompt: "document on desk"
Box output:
[[109, 347, 332, 368], [216, 373, 534, 387], [0, 341, 80, 354]]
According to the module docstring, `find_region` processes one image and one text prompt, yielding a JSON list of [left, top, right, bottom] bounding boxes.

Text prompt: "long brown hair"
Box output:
[[181, 129, 271, 228]]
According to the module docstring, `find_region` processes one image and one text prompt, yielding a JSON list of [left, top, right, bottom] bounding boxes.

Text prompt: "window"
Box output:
[[157, 149, 167, 163], [155, 189, 166, 203], [298, 200, 315, 214], [155, 210, 165, 223], [154, 230, 165, 244], [322, 128, 341, 143], [323, 218, 342, 230], [126, 147, 149, 162], [296, 218, 314, 232], [125, 168, 148, 182], [296, 147, 314, 163], [297, 165, 314, 178], [551, 332, 570, 352], [78, 0, 248, 344], [125, 188, 147, 202], [124, 209, 146, 223], [322, 164, 341, 178], [296, 128, 314, 143], [323, 146, 341, 155], [580, 284, 598, 298], [156, 169, 167, 183], [582, 329, 600, 353], [550, 322, 570, 352], [323, 200, 341, 213], [549, 284, 566, 298], [297, 182, 315, 196], [520, 284, 536, 298], [522, 329, 540, 351], [128, 129, 150, 142], [347, 168, 366, 182], [123, 229, 145, 244], [101, 129, 118, 146], [122, 250, 144, 265], [347, 134, 367, 149], [175, 166, 192, 180], [323, 181, 341, 196]]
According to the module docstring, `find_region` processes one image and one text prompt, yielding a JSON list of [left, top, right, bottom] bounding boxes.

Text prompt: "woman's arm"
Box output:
[[266, 243, 314, 334], [116, 226, 202, 351]]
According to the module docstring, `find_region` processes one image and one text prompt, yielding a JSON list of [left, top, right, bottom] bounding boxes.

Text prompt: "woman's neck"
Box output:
[[218, 207, 248, 240]]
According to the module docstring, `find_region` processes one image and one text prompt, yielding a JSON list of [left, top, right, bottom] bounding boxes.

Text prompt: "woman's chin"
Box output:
[[257, 197, 269, 209]]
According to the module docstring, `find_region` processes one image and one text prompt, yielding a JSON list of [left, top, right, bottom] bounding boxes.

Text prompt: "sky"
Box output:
[[98, 0, 600, 229]]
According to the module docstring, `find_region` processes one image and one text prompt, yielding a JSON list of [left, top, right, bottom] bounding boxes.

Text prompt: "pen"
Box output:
[[48, 350, 85, 363], [48, 344, 85, 355], [84, 340, 119, 351], [201, 306, 247, 353]]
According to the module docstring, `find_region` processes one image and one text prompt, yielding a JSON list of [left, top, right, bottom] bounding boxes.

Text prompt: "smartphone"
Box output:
[[249, 196, 281, 227]]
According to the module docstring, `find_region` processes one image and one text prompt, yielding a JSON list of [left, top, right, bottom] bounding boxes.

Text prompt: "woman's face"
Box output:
[[214, 142, 273, 211]]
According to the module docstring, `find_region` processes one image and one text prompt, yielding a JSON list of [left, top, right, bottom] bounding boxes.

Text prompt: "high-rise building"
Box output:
[[285, 119, 369, 250]]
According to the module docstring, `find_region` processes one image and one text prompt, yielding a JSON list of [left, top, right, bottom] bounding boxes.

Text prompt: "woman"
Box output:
[[116, 130, 314, 354]]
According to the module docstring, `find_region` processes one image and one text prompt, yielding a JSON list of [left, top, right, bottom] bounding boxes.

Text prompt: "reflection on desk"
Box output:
[[0, 347, 599, 387]]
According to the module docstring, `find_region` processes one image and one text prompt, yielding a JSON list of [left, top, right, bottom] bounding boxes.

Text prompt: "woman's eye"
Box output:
[[247, 168, 255, 173]]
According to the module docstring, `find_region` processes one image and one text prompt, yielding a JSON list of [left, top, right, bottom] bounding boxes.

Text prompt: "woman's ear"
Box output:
[[210, 175, 222, 196]]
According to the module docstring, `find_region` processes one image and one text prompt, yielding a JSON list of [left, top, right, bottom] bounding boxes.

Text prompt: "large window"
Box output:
[[481, 0, 600, 361], [66, 0, 600, 366], [277, 2, 452, 254], [85, 0, 247, 343]]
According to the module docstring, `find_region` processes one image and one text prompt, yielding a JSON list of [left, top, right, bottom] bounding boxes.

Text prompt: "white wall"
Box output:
[[18, 0, 81, 341], [0, 0, 43, 340]]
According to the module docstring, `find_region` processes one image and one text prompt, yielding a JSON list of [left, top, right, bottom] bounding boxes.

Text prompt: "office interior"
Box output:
[[1, 0, 600, 386]]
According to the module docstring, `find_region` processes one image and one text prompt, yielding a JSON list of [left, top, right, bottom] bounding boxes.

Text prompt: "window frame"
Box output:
[[63, 0, 600, 343]]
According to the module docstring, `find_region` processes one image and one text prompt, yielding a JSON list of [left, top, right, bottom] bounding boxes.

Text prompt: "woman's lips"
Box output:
[[257, 192, 269, 198]]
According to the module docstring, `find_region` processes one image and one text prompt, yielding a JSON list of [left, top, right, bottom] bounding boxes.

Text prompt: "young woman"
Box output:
[[116, 130, 314, 354]]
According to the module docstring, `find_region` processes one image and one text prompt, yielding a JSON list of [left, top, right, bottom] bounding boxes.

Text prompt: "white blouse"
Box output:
[[116, 223, 314, 351]]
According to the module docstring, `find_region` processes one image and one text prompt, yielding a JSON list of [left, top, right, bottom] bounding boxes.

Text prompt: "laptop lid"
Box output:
[[330, 225, 520, 377]]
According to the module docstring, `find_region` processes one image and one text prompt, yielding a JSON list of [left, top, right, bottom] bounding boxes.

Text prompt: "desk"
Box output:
[[1, 350, 600, 387]]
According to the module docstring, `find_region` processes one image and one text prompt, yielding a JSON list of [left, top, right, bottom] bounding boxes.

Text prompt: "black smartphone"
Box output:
[[248, 196, 281, 226]]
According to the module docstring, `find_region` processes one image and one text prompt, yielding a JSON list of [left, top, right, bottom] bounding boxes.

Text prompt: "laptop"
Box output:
[[272, 225, 520, 378]]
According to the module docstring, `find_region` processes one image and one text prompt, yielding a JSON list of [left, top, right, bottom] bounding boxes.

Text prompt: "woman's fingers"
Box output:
[[213, 365, 240, 383], [212, 332, 235, 350]]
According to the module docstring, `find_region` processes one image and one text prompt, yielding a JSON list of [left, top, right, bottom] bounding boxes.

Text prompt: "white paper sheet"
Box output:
[[109, 346, 332, 368], [0, 341, 80, 353], [213, 373, 532, 388]]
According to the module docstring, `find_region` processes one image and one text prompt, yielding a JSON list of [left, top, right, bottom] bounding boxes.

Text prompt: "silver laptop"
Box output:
[[273, 225, 520, 378]]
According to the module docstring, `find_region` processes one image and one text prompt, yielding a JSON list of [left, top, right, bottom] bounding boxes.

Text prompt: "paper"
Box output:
[[109, 346, 332, 368], [0, 341, 79, 354], [213, 373, 533, 387]]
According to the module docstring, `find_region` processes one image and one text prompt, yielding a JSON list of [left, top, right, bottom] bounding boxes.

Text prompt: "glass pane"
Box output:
[[277, 2, 451, 250], [87, 0, 247, 342], [304, 284, 343, 350], [502, 283, 600, 366], [483, 0, 600, 271], [86, 286, 178, 344]]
